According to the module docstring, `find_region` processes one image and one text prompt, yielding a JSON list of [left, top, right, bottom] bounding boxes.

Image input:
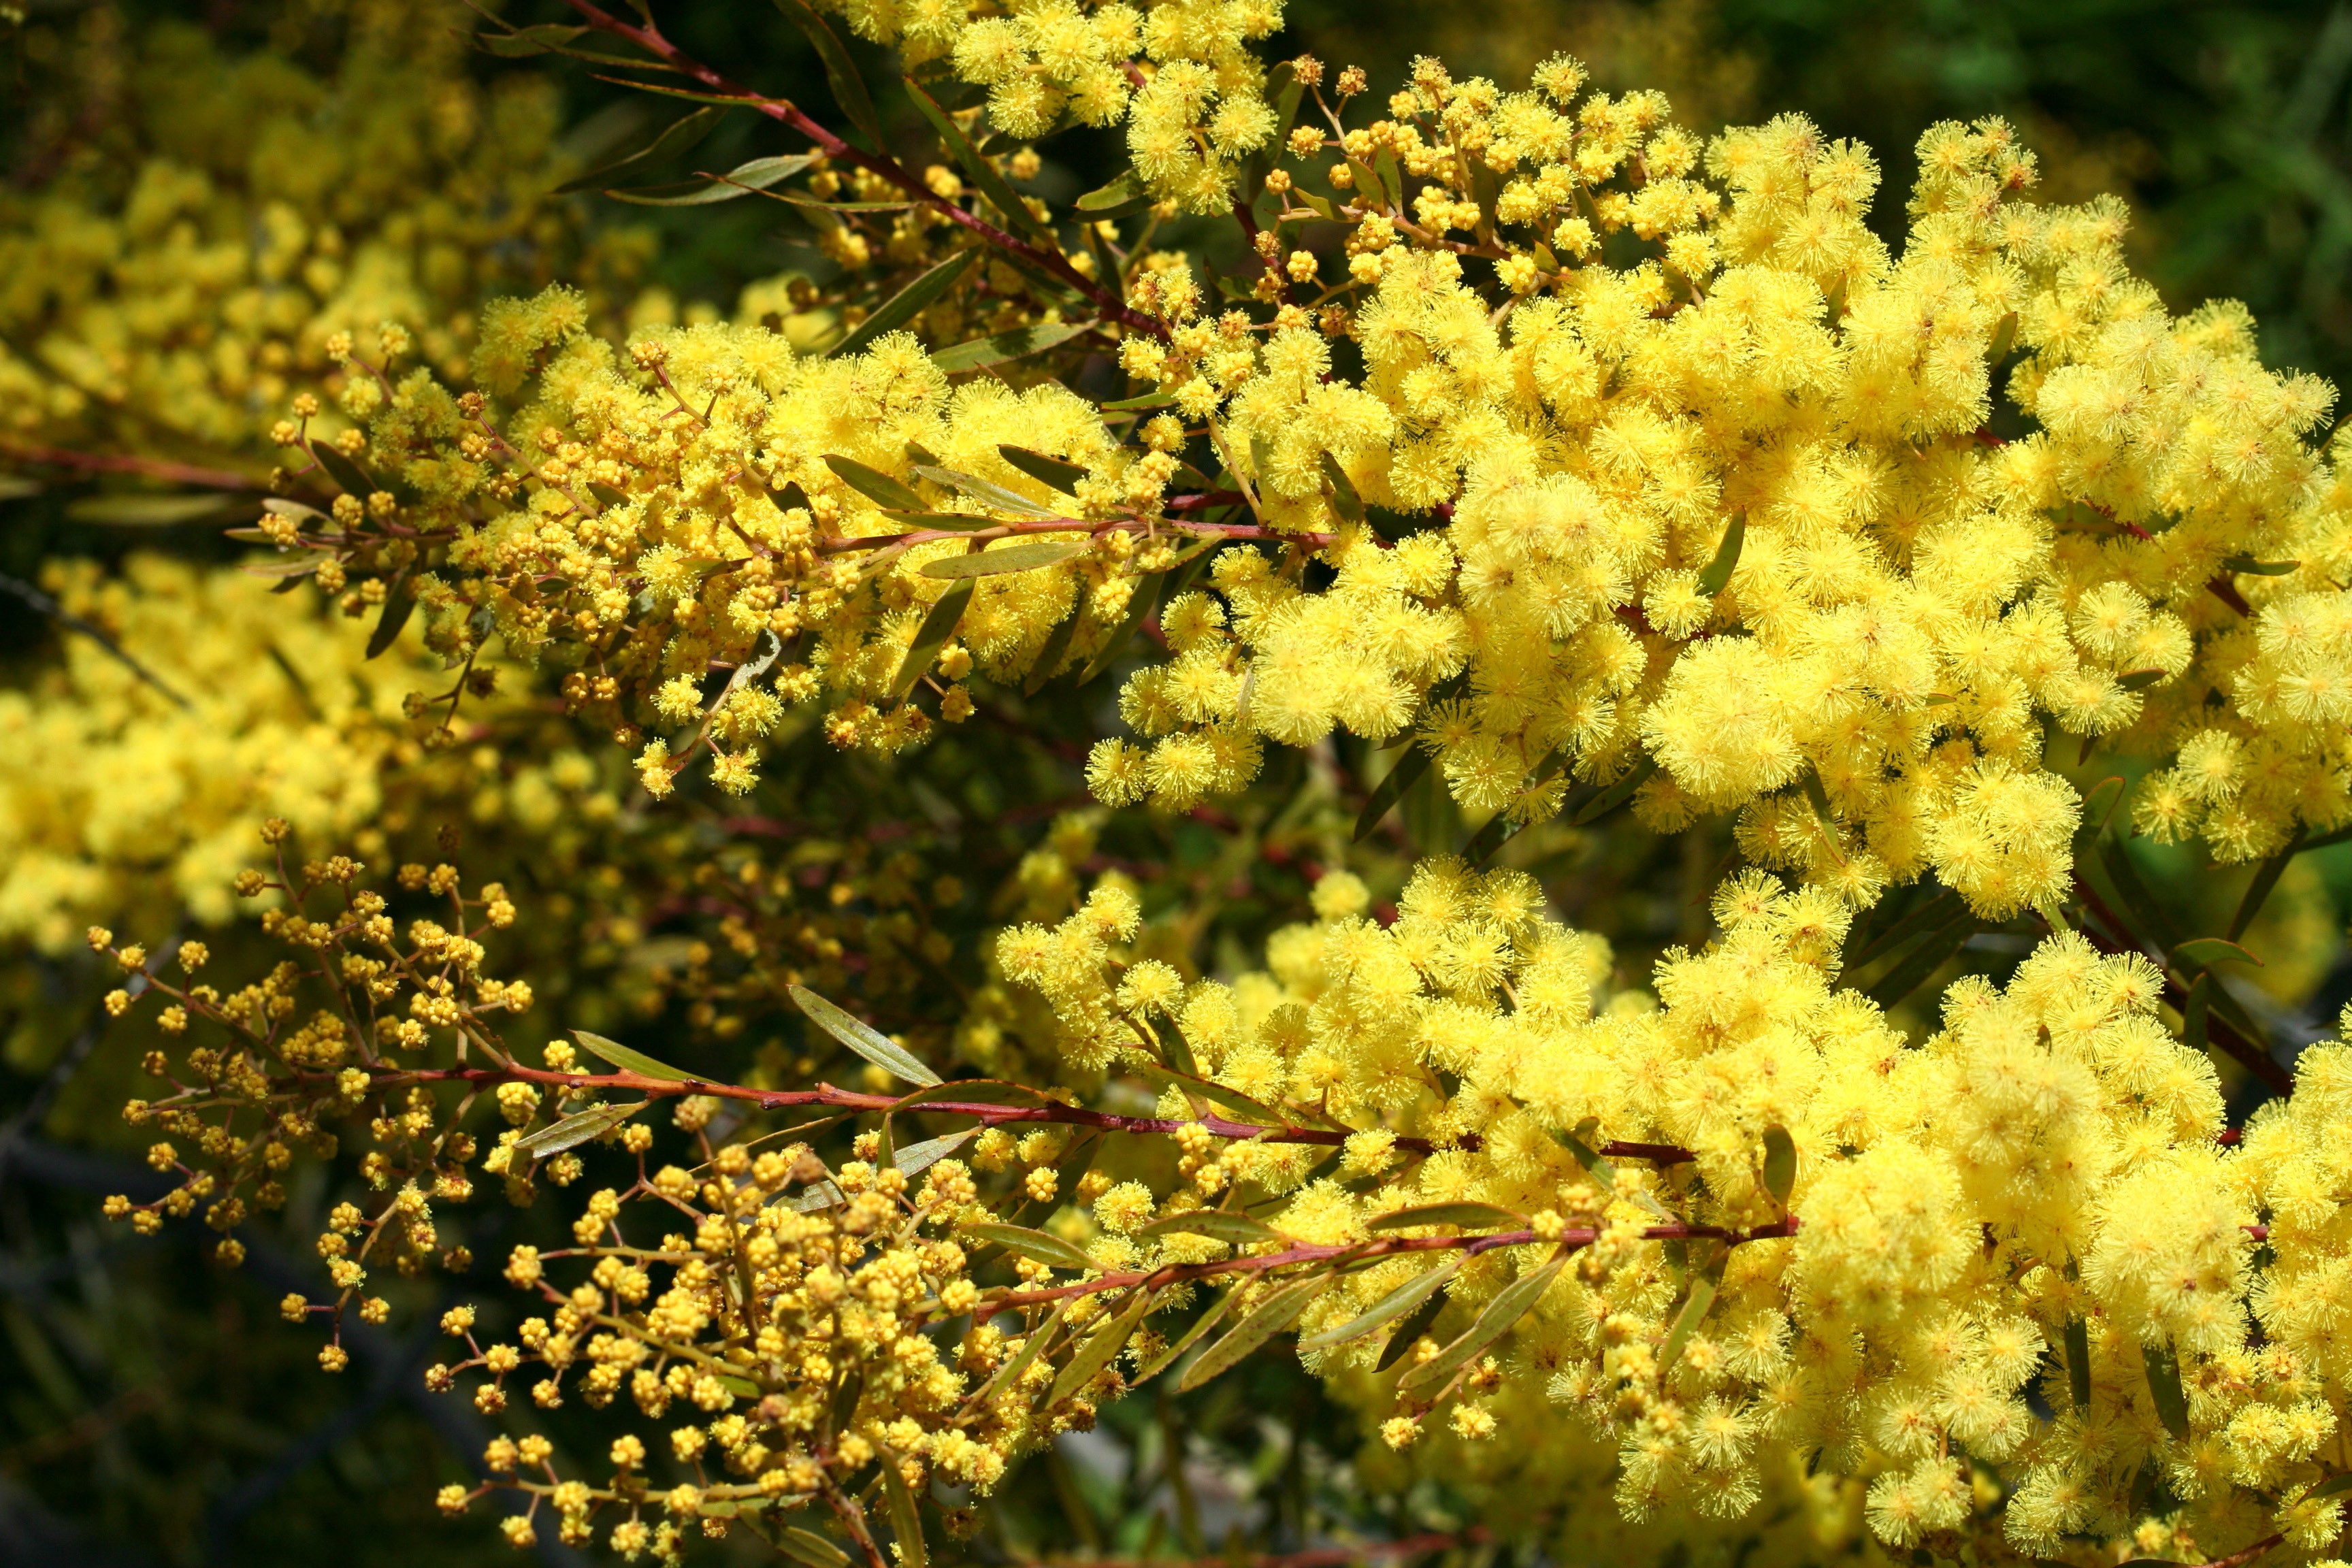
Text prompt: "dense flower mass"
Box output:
[[15, 3, 2352, 1567]]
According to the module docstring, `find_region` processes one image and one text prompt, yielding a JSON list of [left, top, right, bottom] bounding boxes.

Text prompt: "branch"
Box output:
[[0, 570, 194, 709], [556, 0, 1163, 338], [816, 513, 1340, 555], [0, 440, 265, 492]]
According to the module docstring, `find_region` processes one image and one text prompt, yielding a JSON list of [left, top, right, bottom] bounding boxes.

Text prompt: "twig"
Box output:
[[0, 571, 193, 709]]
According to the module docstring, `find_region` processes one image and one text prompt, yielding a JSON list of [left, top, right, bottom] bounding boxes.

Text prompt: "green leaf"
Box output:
[[480, 22, 589, 56], [1298, 1259, 1460, 1352], [1319, 451, 1365, 527], [2172, 937, 2264, 970], [891, 578, 973, 700], [1464, 748, 1565, 865], [1024, 605, 1083, 696], [830, 249, 979, 359], [1355, 745, 1432, 843], [879, 1447, 928, 1568], [918, 540, 1088, 580], [604, 153, 817, 205], [1365, 1201, 1522, 1234], [770, 0, 885, 149], [1048, 1286, 1156, 1406], [933, 321, 1094, 372], [1373, 1276, 1452, 1371], [1076, 566, 1158, 685], [996, 445, 1090, 492], [555, 106, 726, 193], [1132, 1288, 1237, 1384], [1177, 1277, 1322, 1392], [890, 1129, 978, 1182], [1073, 169, 1155, 218], [1396, 1253, 1567, 1396], [904, 79, 1054, 243], [2143, 1341, 2190, 1441], [1693, 512, 1746, 597], [823, 455, 926, 512], [67, 493, 238, 526], [1571, 756, 1658, 826], [1137, 1209, 1285, 1246], [1986, 310, 2018, 365], [1126, 1060, 1286, 1128], [1863, 905, 1976, 1009], [2230, 830, 2304, 941], [1848, 888, 1965, 968], [2064, 1316, 2092, 1411], [363, 573, 415, 660], [514, 1100, 649, 1159], [977, 1302, 1068, 1402], [570, 1030, 697, 1083], [2305, 1473, 2352, 1502], [772, 1526, 854, 1568], [958, 1222, 1096, 1273], [789, 984, 943, 1085], [1658, 1250, 1725, 1375], [2116, 668, 2170, 691], [2221, 555, 2300, 576], [1557, 1123, 1673, 1221], [1761, 1124, 1797, 1209], [2182, 970, 2212, 1057], [310, 442, 375, 501], [909, 462, 1056, 517]]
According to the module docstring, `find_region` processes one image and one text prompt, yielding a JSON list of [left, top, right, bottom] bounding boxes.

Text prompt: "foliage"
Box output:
[[11, 3, 2352, 1568]]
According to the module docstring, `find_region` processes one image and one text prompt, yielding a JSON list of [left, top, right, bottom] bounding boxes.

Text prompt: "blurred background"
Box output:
[[5, 1, 2352, 1563]]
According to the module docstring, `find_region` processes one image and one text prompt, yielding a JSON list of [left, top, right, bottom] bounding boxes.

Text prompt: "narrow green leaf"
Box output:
[[1693, 512, 1746, 597], [879, 1449, 927, 1568], [2229, 831, 2304, 940], [1048, 1286, 1156, 1406], [789, 984, 943, 1086], [1177, 1277, 1322, 1392], [67, 493, 238, 526], [2182, 971, 2211, 1057], [772, 1526, 854, 1568], [2143, 1341, 2190, 1441], [1761, 1124, 1797, 1209], [480, 22, 589, 56], [919, 540, 1087, 580], [904, 79, 1054, 243], [1076, 570, 1158, 685], [1863, 906, 1975, 1010], [1298, 1259, 1460, 1353], [996, 445, 1089, 491], [1571, 755, 1658, 826], [958, 1222, 1096, 1273], [770, 0, 885, 149], [830, 249, 979, 360], [891, 578, 973, 700], [571, 1030, 697, 1083], [1986, 310, 2018, 365], [556, 106, 725, 193], [604, 153, 817, 206], [1465, 748, 1565, 865], [1074, 169, 1155, 218], [1558, 1123, 1673, 1221], [932, 321, 1094, 372], [976, 1302, 1068, 1403], [1658, 1251, 1725, 1376], [514, 1100, 648, 1159], [1137, 1209, 1284, 1246], [2221, 555, 2300, 576], [824, 455, 926, 512], [363, 573, 414, 660], [2172, 937, 2264, 970], [2116, 668, 2169, 691], [1373, 1278, 1452, 1371], [2305, 1473, 2352, 1502], [1024, 605, 1082, 696], [1355, 745, 1432, 843], [1127, 1060, 1286, 1128], [2064, 1316, 2092, 1411], [1133, 1287, 1237, 1384], [1319, 451, 1365, 526], [909, 463, 1056, 517], [1365, 1201, 1522, 1234], [1396, 1254, 1567, 1396], [1849, 888, 1965, 968]]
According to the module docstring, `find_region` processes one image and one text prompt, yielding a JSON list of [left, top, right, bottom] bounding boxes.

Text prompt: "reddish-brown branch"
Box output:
[[1028, 1526, 1490, 1568], [977, 1215, 1801, 1314], [0, 441, 265, 493], [555, 0, 1162, 338], [815, 514, 1337, 555]]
